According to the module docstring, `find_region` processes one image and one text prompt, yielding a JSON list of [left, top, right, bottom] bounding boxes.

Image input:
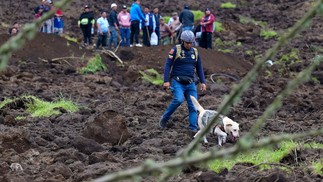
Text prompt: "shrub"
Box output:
[[192, 10, 204, 21], [221, 2, 237, 9], [139, 68, 163, 85], [80, 54, 106, 74], [260, 30, 278, 40]]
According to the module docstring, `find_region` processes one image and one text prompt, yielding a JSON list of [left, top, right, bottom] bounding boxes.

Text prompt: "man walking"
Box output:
[[109, 3, 120, 50], [142, 7, 156, 47], [159, 30, 206, 133], [78, 5, 95, 47], [96, 11, 110, 50], [118, 5, 131, 47], [130, 0, 146, 47]]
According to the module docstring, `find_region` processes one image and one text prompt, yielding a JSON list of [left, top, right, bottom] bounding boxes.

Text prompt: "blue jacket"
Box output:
[[130, 2, 145, 21], [54, 17, 64, 29], [164, 44, 206, 83], [141, 12, 156, 31]]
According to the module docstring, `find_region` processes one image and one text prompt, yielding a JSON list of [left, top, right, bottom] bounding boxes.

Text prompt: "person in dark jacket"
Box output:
[[142, 7, 156, 47], [109, 3, 120, 49], [153, 7, 161, 45], [179, 4, 194, 32], [159, 30, 206, 132], [78, 5, 95, 47]]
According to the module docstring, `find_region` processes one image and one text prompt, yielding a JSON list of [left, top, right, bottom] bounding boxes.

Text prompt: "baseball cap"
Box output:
[[172, 12, 178, 16], [84, 5, 89, 9], [122, 5, 127, 9], [205, 8, 211, 12], [111, 3, 117, 8]]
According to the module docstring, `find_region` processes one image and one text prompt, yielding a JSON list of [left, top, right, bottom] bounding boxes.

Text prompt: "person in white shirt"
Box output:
[[96, 11, 110, 50]]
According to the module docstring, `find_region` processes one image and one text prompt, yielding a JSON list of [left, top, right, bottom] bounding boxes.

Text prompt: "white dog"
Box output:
[[190, 96, 240, 146]]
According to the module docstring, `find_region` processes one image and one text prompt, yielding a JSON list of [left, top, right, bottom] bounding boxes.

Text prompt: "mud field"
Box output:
[[0, 0, 323, 182]]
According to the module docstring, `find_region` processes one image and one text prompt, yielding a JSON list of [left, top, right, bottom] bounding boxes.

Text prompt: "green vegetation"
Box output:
[[312, 160, 323, 175], [0, 95, 79, 118], [63, 35, 78, 43], [214, 38, 240, 53], [163, 16, 171, 25], [80, 54, 106, 74], [239, 15, 267, 28], [260, 29, 278, 40], [192, 10, 204, 21], [209, 141, 322, 173], [214, 21, 224, 32], [139, 68, 163, 85], [220, 2, 237, 9]]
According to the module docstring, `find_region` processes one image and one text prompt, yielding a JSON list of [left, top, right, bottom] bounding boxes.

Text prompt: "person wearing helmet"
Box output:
[[109, 3, 120, 49], [159, 30, 206, 133]]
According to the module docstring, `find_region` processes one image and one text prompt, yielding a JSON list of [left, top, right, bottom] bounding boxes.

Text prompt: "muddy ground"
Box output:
[[0, 0, 323, 182]]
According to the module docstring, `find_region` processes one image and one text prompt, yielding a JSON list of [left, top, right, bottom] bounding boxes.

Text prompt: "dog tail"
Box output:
[[190, 95, 204, 112]]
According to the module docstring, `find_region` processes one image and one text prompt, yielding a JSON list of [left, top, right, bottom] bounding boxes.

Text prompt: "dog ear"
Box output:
[[226, 124, 232, 127]]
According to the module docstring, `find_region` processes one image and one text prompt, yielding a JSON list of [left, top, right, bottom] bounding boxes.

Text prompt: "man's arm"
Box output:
[[196, 54, 206, 84]]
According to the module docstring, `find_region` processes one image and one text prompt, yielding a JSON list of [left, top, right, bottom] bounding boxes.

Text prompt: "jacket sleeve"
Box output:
[[196, 54, 206, 84], [163, 47, 177, 82], [137, 6, 145, 21]]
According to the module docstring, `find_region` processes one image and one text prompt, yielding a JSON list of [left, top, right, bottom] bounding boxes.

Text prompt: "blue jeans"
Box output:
[[182, 26, 194, 32], [161, 79, 198, 131], [120, 27, 130, 46], [109, 26, 118, 49]]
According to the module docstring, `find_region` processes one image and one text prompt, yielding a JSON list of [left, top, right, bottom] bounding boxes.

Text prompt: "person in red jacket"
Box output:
[[199, 8, 215, 49]]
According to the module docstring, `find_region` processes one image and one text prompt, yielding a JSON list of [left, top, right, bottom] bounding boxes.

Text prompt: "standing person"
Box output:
[[130, 0, 146, 47], [109, 3, 120, 50], [199, 8, 215, 49], [34, 0, 52, 33], [142, 7, 156, 47], [159, 30, 206, 132], [53, 10, 64, 35], [153, 7, 161, 45], [118, 5, 131, 47], [179, 4, 194, 32], [96, 11, 110, 50], [78, 5, 95, 47], [159, 18, 173, 45], [168, 12, 182, 44]]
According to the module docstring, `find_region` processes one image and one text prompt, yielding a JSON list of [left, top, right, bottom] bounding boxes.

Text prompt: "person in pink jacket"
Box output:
[[199, 8, 215, 49], [118, 5, 131, 47]]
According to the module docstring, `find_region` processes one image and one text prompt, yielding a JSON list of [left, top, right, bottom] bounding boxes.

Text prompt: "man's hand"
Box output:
[[163, 82, 170, 90], [200, 83, 206, 91]]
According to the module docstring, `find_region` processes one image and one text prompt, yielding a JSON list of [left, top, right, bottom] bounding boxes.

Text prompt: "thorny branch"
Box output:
[[0, 0, 74, 70], [94, 0, 323, 181]]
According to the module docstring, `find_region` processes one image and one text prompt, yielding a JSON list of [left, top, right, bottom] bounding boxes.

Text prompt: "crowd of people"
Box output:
[[77, 0, 216, 50], [8, 0, 215, 50]]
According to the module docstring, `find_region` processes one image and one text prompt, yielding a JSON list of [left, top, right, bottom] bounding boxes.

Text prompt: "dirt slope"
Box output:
[[0, 0, 322, 182]]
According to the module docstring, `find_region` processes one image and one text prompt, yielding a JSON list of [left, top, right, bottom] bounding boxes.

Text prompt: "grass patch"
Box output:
[[192, 10, 204, 22], [79, 54, 106, 74], [139, 68, 163, 85], [0, 95, 79, 118], [260, 29, 278, 40], [312, 160, 323, 175], [163, 16, 171, 25], [221, 2, 237, 9], [239, 15, 267, 28], [209, 141, 323, 173], [214, 21, 224, 32], [63, 35, 78, 43], [218, 49, 233, 53]]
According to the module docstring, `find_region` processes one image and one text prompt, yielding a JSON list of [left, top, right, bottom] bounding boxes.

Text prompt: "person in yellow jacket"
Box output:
[[78, 5, 95, 47]]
